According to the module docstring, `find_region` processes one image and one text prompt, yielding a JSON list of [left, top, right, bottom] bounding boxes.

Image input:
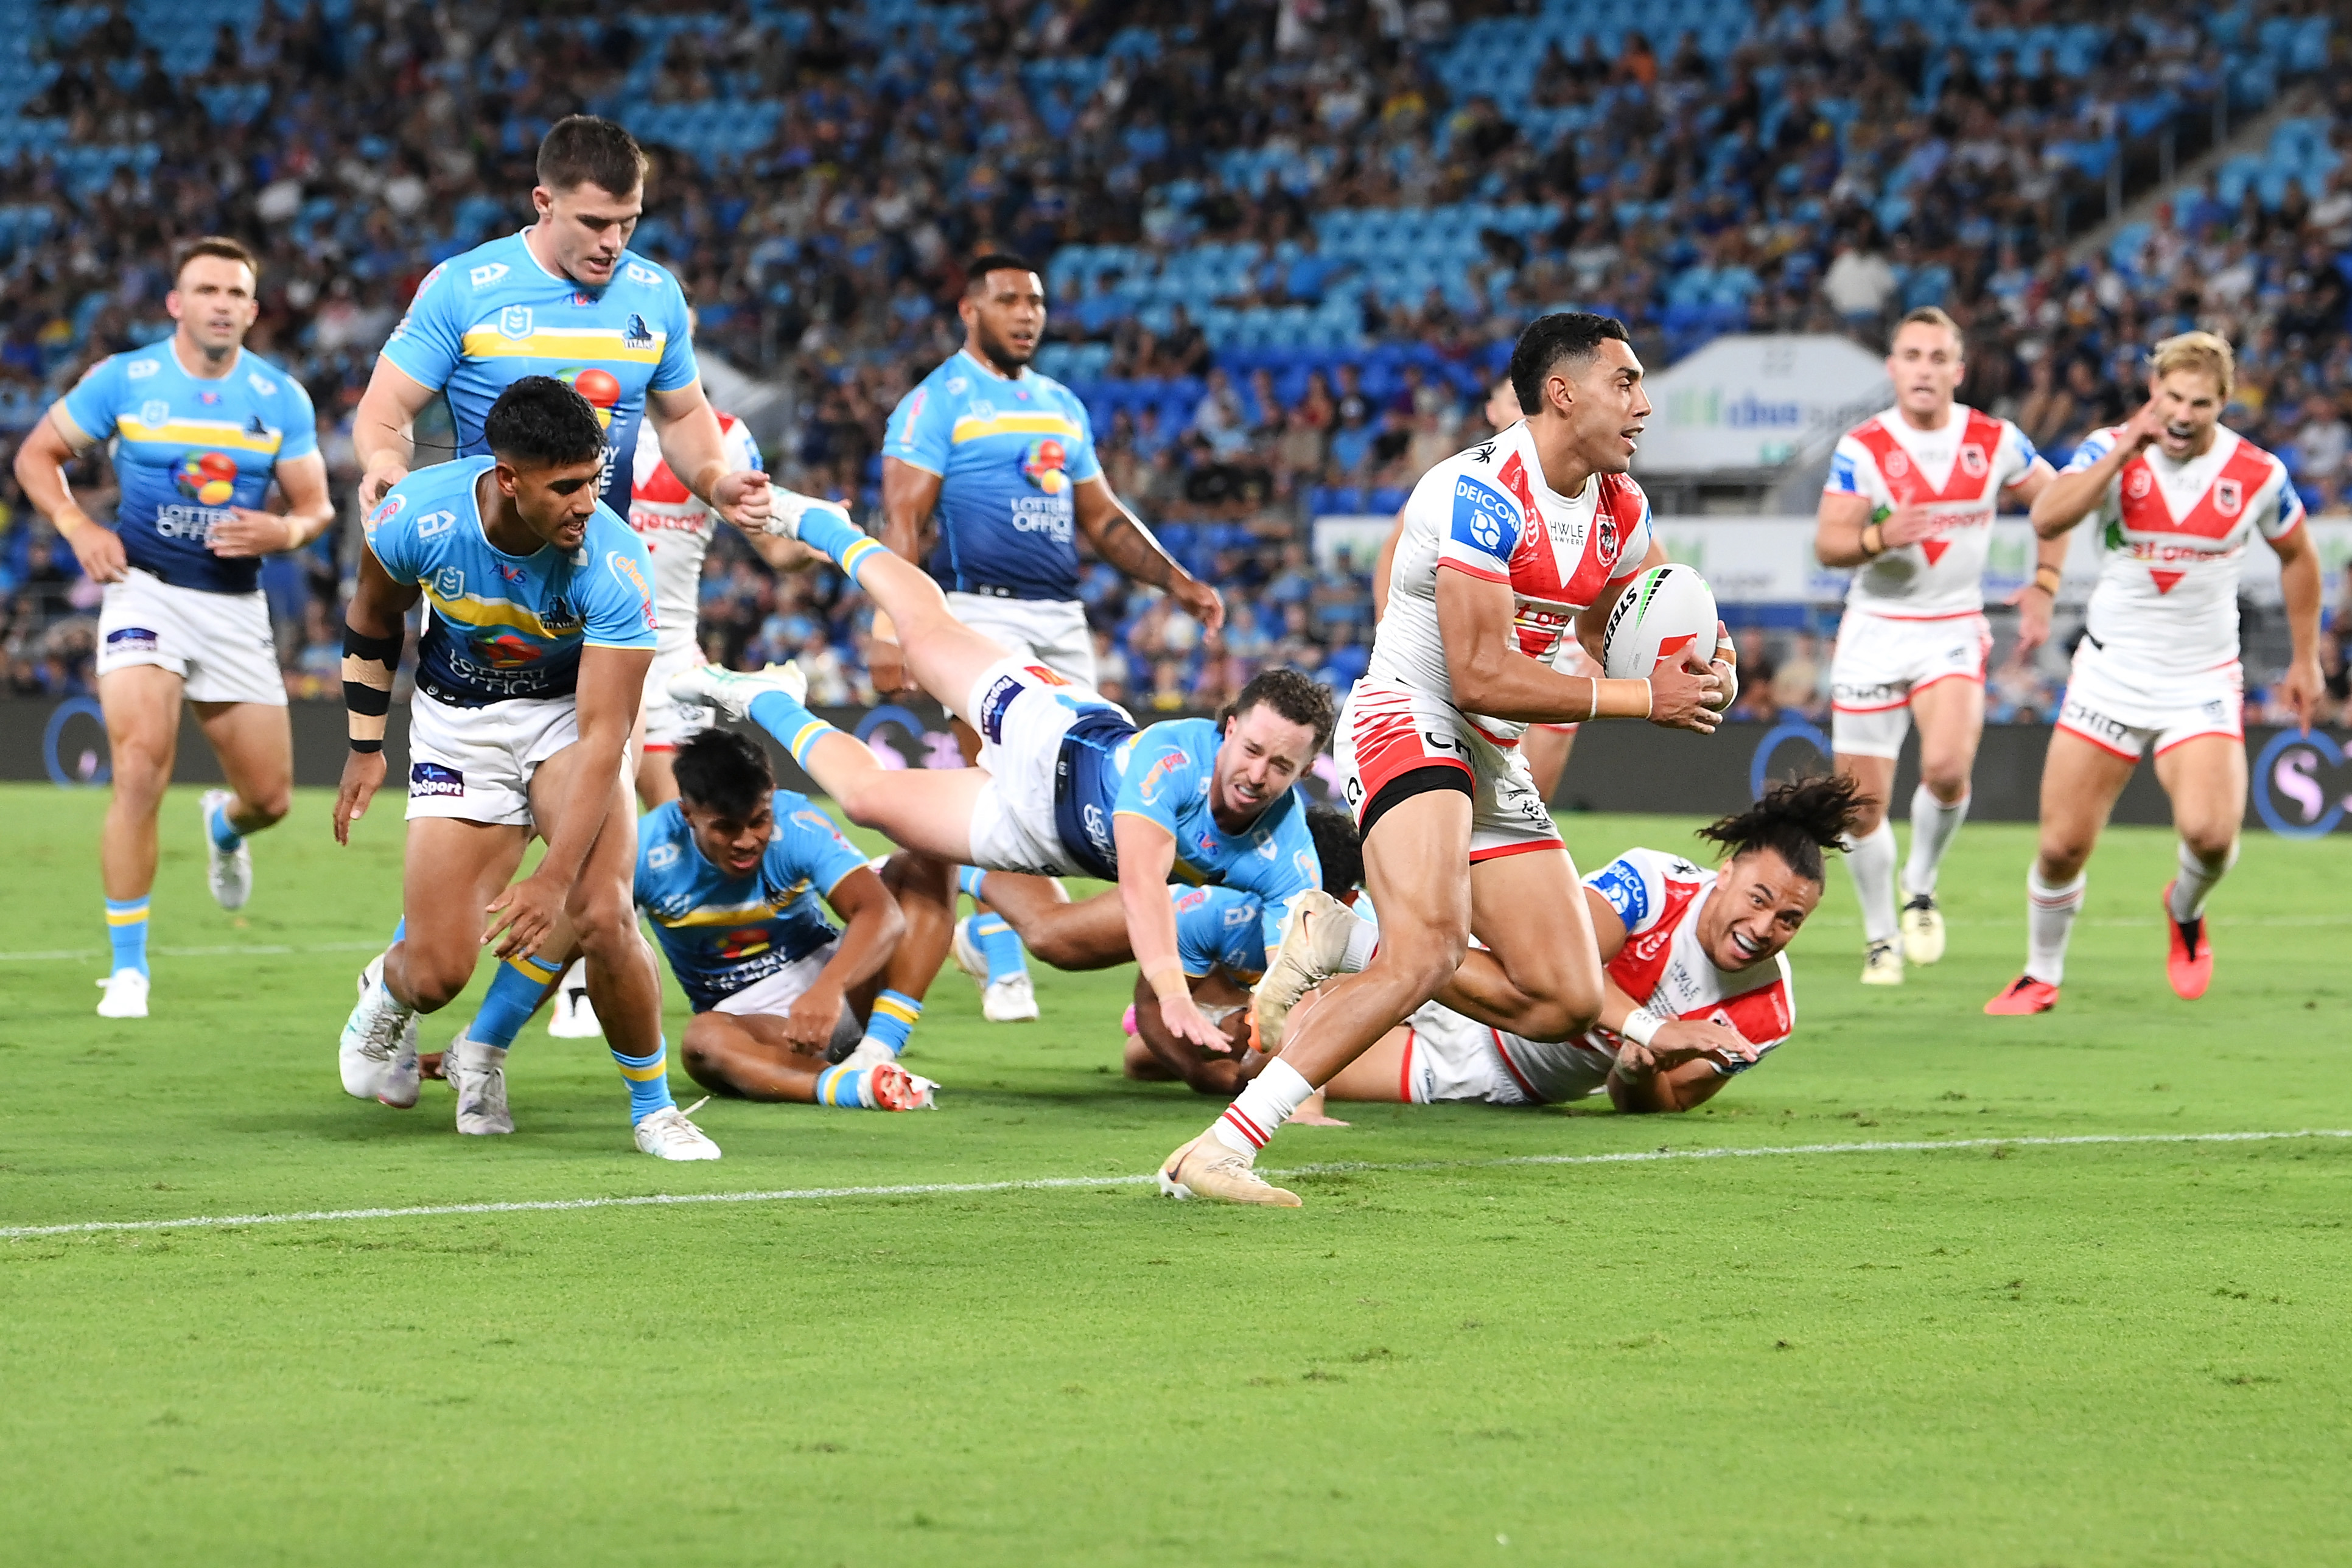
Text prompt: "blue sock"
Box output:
[[814, 1063, 873, 1108], [748, 689, 842, 769], [468, 951, 562, 1049], [611, 1040, 676, 1122], [205, 797, 243, 852], [105, 897, 149, 976], [957, 865, 988, 901], [862, 989, 923, 1057], [962, 912, 1030, 984], [391, 917, 407, 945], [792, 505, 885, 586]]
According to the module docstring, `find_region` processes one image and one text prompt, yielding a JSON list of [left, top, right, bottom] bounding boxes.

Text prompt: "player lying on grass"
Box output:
[[332, 376, 720, 1160], [667, 511, 1334, 1062], [1306, 775, 1864, 1113]]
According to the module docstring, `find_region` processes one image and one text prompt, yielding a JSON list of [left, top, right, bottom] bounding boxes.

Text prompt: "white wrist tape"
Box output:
[[1620, 1007, 1665, 1048]]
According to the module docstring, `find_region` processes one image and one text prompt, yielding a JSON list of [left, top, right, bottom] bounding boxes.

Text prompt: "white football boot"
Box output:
[[953, 915, 1042, 1023], [1900, 893, 1946, 965], [545, 959, 603, 1038], [200, 788, 253, 911], [446, 1032, 513, 1135], [633, 1105, 722, 1161], [665, 659, 805, 723], [1859, 940, 1906, 987], [340, 953, 421, 1107], [94, 968, 150, 1019]]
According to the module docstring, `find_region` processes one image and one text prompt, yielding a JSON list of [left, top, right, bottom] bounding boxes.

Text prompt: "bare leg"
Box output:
[[1908, 677, 1984, 809], [2152, 733, 2247, 894], [868, 850, 956, 1013], [2033, 733, 2138, 885], [681, 1010, 843, 1101], [1835, 752, 1897, 837], [1426, 847, 1605, 1041], [192, 699, 293, 835], [97, 666, 182, 903], [975, 875, 1135, 970], [527, 748, 663, 1059], [635, 746, 679, 810], [384, 819, 531, 1011]]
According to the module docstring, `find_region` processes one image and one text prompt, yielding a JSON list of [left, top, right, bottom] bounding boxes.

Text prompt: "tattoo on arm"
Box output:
[[1093, 514, 1180, 588]]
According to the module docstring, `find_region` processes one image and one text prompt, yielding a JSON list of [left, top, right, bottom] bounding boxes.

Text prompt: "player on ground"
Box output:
[[665, 503, 1330, 1049], [1815, 307, 2064, 985], [1304, 775, 1860, 1113], [631, 727, 933, 1109], [1373, 373, 1589, 804], [14, 237, 335, 1019], [331, 377, 720, 1160], [876, 254, 1227, 1024], [1986, 332, 2320, 1014], [1157, 312, 1727, 1207]]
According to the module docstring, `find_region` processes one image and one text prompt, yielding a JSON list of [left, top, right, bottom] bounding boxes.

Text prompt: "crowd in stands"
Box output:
[[0, 0, 2347, 733]]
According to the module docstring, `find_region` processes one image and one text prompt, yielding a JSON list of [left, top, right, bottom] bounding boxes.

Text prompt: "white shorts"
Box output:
[[945, 592, 1097, 687], [2055, 639, 2243, 763], [640, 638, 712, 751], [1335, 680, 1563, 861], [405, 691, 579, 825], [962, 655, 1126, 876], [1829, 607, 1992, 758], [96, 569, 285, 706], [709, 940, 865, 1057], [1399, 1003, 1614, 1107]]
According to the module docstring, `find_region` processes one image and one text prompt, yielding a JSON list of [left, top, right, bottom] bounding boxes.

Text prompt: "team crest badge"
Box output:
[[1021, 438, 1068, 494], [140, 399, 169, 426], [2214, 478, 2242, 517], [1595, 513, 1619, 563], [498, 305, 534, 340], [1959, 443, 1987, 478], [2124, 466, 2153, 500], [1883, 450, 1910, 479]]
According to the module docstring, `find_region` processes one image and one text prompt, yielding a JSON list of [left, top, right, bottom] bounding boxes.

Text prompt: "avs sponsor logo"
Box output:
[[470, 262, 510, 289], [622, 313, 653, 349], [1588, 858, 1650, 926], [625, 262, 662, 288], [105, 625, 159, 652], [126, 358, 159, 380], [139, 398, 170, 426], [1451, 475, 1516, 553], [494, 560, 529, 586], [1020, 438, 1069, 494], [409, 762, 465, 798], [978, 673, 1024, 744], [247, 369, 278, 396], [175, 451, 238, 505], [570, 290, 595, 307], [415, 508, 456, 539], [497, 305, 533, 340], [646, 842, 682, 871]]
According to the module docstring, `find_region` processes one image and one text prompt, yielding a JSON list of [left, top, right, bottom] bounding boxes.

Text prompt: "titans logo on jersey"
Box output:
[[882, 349, 1103, 600], [634, 791, 870, 1013], [1172, 884, 1271, 984], [59, 346, 317, 595], [362, 456, 657, 706], [380, 232, 698, 514]]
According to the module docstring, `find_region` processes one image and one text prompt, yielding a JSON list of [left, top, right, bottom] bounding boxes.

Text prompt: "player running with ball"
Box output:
[[1158, 312, 1727, 1206], [1985, 332, 2320, 1013], [1815, 307, 2063, 986]]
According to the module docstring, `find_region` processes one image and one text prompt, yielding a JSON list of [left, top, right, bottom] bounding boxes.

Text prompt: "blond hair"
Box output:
[[1891, 305, 1961, 351], [2147, 331, 2235, 399]]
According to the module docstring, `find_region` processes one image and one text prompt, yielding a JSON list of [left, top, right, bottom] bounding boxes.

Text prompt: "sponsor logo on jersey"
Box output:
[[498, 305, 533, 340], [475, 631, 548, 668], [1589, 858, 1650, 925], [415, 508, 455, 539], [126, 358, 158, 380], [247, 370, 277, 396], [563, 366, 622, 428], [1136, 747, 1186, 804], [716, 926, 773, 962], [105, 626, 159, 651], [646, 842, 681, 871], [364, 493, 407, 534], [139, 399, 169, 426], [1452, 475, 1516, 553], [198, 390, 219, 405], [175, 452, 238, 505], [625, 262, 661, 287], [606, 549, 653, 606], [1083, 802, 1111, 858], [978, 674, 1024, 744], [791, 809, 841, 841], [1828, 452, 1857, 489], [1023, 664, 1071, 686], [1020, 437, 1069, 494], [470, 262, 510, 289], [410, 762, 465, 797], [246, 414, 270, 438], [1595, 512, 1619, 564]]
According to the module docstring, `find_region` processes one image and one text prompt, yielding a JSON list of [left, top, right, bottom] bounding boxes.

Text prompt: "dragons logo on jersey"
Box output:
[[1021, 437, 1069, 495], [175, 451, 238, 505], [561, 367, 623, 429]]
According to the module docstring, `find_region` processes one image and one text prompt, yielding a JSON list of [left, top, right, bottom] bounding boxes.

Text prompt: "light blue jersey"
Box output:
[[883, 348, 1103, 599], [635, 791, 870, 1014], [60, 345, 317, 594], [1172, 884, 1267, 984], [380, 231, 698, 514], [362, 456, 656, 707]]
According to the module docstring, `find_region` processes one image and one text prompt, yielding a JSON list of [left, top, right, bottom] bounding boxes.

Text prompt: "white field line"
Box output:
[[0, 940, 386, 964], [5, 1128, 2344, 1242]]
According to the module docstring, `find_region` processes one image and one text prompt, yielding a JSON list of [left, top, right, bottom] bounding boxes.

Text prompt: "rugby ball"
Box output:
[[1601, 564, 1718, 680]]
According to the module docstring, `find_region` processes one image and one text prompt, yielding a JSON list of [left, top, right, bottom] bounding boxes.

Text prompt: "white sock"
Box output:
[[1339, 911, 1379, 974], [1902, 785, 1970, 898], [1843, 821, 1900, 945], [1211, 1058, 1315, 1157], [2026, 868, 2087, 984], [2167, 839, 2238, 923]]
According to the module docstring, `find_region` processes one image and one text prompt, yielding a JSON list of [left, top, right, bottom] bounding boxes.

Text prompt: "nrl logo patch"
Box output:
[[498, 305, 533, 340]]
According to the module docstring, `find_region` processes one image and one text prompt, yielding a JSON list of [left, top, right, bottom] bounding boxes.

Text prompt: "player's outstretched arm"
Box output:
[[1441, 563, 1719, 732], [1129, 973, 1253, 1096], [2032, 399, 2165, 539], [352, 358, 439, 510], [649, 381, 772, 532], [14, 405, 127, 583], [1113, 811, 1228, 1052], [783, 866, 906, 1054], [334, 545, 419, 845], [1074, 475, 1223, 632]]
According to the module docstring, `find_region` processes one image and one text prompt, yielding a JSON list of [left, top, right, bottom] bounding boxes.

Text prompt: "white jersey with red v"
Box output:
[[1370, 419, 1651, 745], [1825, 404, 2042, 618], [2061, 424, 2301, 679], [629, 412, 763, 649]]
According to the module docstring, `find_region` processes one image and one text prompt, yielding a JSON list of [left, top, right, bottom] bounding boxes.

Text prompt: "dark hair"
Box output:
[[174, 236, 259, 285], [1510, 311, 1631, 414], [1695, 774, 1871, 884], [673, 727, 774, 821], [482, 376, 608, 469], [965, 253, 1038, 293], [1222, 666, 1338, 755], [1304, 803, 1363, 895], [537, 114, 648, 195]]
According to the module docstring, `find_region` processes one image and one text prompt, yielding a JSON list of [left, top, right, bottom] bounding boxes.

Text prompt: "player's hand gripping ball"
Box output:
[[1601, 564, 1720, 682]]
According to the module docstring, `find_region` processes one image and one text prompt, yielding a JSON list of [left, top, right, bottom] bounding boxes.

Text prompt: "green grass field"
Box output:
[[4, 781, 2351, 1566]]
